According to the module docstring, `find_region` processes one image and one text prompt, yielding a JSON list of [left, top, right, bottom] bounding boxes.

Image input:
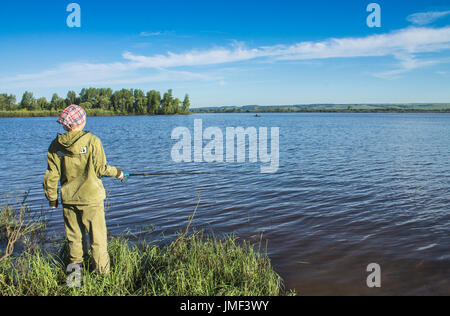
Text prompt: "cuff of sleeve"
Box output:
[[50, 200, 58, 208], [116, 168, 123, 178]]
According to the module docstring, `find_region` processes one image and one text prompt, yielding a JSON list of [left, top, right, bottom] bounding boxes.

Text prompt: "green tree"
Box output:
[[146, 90, 161, 115], [80, 88, 99, 108], [0, 94, 5, 111], [96, 96, 111, 111], [66, 90, 78, 106], [182, 94, 191, 113], [95, 88, 113, 109], [97, 88, 113, 98], [7, 94, 16, 110], [20, 91, 36, 110], [80, 101, 93, 110], [0, 94, 16, 111], [171, 98, 181, 114], [112, 89, 134, 114], [161, 89, 174, 115], [133, 89, 147, 114], [50, 93, 65, 110], [1, 87, 193, 115], [36, 97, 50, 110], [0, 94, 6, 111]]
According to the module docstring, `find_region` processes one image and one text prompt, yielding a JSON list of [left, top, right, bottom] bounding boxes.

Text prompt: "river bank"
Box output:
[[2, 108, 450, 118], [0, 109, 135, 118], [0, 201, 289, 296]]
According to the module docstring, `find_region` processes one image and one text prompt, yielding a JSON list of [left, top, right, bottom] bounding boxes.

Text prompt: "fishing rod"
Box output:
[[123, 169, 295, 179], [121, 171, 212, 182], [124, 172, 210, 177]]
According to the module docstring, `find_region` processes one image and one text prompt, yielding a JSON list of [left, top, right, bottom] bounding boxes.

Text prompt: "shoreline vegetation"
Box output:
[[0, 197, 290, 296], [1, 89, 450, 118], [3, 105, 450, 118], [1, 105, 450, 118], [191, 103, 450, 114], [0, 87, 191, 118]]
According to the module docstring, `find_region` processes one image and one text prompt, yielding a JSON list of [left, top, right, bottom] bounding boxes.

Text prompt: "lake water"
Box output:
[[0, 113, 449, 295]]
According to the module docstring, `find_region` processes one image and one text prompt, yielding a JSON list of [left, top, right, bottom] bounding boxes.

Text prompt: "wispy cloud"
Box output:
[[140, 31, 162, 37], [373, 54, 440, 79], [139, 31, 175, 37], [124, 27, 450, 66], [407, 11, 450, 26], [0, 63, 217, 89], [125, 26, 450, 79], [2, 26, 450, 89]]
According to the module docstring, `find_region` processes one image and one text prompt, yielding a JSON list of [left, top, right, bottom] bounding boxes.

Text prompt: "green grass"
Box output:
[[0, 109, 191, 118], [0, 196, 289, 296], [0, 109, 118, 118], [0, 200, 47, 260], [0, 234, 286, 296]]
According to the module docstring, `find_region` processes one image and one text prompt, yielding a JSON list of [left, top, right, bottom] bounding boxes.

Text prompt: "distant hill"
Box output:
[[191, 103, 450, 113]]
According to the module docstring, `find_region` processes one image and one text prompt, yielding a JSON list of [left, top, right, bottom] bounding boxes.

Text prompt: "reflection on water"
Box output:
[[0, 113, 449, 295]]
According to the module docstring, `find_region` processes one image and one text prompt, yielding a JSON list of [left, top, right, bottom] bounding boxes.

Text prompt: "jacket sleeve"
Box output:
[[93, 137, 122, 178], [43, 142, 61, 206]]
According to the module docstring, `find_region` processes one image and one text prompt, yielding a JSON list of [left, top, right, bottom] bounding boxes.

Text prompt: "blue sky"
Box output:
[[1, 0, 450, 107]]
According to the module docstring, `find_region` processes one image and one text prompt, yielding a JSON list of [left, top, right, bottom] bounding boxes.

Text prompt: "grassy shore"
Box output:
[[0, 202, 289, 296], [0, 110, 194, 118], [0, 109, 118, 118], [3, 106, 450, 118]]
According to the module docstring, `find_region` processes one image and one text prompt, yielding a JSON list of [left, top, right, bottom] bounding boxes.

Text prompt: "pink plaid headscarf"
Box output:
[[57, 105, 87, 130]]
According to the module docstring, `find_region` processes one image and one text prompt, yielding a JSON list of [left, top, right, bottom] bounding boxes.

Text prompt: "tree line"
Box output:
[[192, 105, 450, 113], [0, 88, 191, 115]]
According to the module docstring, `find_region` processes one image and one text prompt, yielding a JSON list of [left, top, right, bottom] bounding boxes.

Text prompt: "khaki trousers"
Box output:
[[63, 203, 110, 274]]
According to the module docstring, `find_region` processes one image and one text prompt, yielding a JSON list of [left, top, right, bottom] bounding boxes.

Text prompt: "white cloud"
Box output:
[[407, 11, 450, 26], [2, 26, 450, 89], [140, 31, 162, 37], [122, 43, 263, 68], [123, 27, 450, 66], [139, 32, 162, 37], [0, 63, 216, 89], [140, 31, 176, 37], [373, 54, 440, 79]]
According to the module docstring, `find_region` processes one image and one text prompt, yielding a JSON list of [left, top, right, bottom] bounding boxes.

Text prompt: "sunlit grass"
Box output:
[[0, 234, 286, 296], [0, 199, 289, 296]]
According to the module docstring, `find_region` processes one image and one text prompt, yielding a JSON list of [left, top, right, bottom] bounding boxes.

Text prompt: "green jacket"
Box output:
[[43, 131, 122, 206]]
